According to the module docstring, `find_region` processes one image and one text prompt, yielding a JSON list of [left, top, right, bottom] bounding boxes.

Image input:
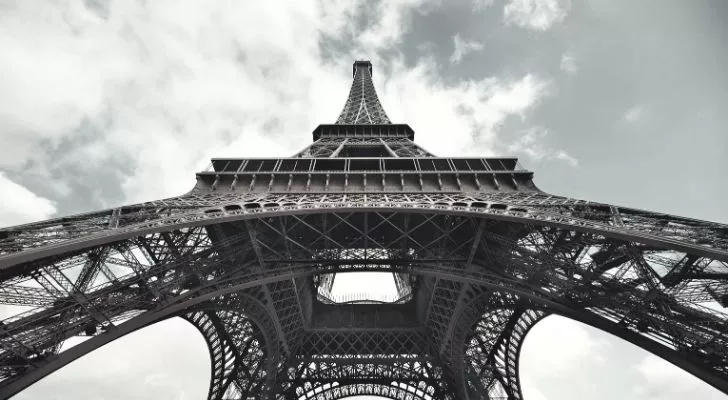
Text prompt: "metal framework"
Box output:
[[0, 61, 727, 399]]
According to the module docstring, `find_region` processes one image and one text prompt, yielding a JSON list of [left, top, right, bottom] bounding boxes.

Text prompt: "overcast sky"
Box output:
[[1, 0, 727, 399]]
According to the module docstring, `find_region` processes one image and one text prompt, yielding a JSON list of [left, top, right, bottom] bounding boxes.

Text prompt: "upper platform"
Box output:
[[195, 156, 536, 194], [312, 124, 414, 140], [352, 60, 373, 77], [195, 61, 538, 194]]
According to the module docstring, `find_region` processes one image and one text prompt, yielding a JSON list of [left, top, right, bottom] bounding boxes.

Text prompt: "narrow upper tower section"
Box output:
[[335, 60, 391, 125], [197, 60, 536, 195], [312, 61, 413, 141]]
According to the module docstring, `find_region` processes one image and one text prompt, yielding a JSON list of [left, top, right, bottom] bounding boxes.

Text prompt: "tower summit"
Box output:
[[336, 60, 391, 124], [0, 61, 727, 399]]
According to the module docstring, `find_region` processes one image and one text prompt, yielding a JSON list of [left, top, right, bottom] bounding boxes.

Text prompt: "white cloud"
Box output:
[[381, 60, 550, 156], [560, 53, 578, 73], [15, 318, 208, 400], [450, 34, 484, 64], [479, 74, 551, 120], [521, 316, 728, 400], [506, 127, 579, 167], [0, 1, 553, 209], [623, 105, 644, 123], [504, 0, 571, 31], [357, 0, 441, 53], [554, 149, 579, 167], [522, 384, 550, 400], [0, 172, 57, 227], [2, 0, 495, 207], [521, 315, 609, 375], [472, 0, 496, 11], [634, 355, 727, 400]]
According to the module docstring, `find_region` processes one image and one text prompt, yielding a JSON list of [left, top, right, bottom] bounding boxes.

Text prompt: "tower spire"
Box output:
[[335, 60, 391, 124]]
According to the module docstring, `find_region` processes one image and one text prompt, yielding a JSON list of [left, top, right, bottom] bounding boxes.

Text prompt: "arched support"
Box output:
[[2, 193, 726, 269], [286, 361, 451, 400], [183, 311, 239, 400], [183, 308, 277, 400], [439, 288, 545, 400], [0, 262, 726, 398], [297, 382, 433, 400], [0, 208, 727, 398], [182, 293, 284, 400], [492, 309, 545, 399], [462, 307, 545, 400], [0, 291, 283, 400]]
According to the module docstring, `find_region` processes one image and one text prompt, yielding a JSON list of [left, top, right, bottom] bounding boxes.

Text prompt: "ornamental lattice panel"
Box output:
[[0, 60, 727, 399]]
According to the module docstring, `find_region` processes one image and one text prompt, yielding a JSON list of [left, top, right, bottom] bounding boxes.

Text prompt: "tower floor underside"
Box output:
[[0, 192, 726, 399]]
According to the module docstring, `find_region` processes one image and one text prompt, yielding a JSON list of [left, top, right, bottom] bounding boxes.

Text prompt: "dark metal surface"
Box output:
[[335, 61, 391, 125], [0, 61, 726, 400]]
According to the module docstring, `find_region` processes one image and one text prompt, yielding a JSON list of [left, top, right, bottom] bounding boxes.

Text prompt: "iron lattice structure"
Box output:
[[0, 60, 727, 399]]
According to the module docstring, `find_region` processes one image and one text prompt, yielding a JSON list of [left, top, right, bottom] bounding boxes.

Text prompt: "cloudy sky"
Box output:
[[1, 0, 727, 399]]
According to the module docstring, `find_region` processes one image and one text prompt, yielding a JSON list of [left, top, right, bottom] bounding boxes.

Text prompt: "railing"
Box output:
[[317, 288, 412, 304]]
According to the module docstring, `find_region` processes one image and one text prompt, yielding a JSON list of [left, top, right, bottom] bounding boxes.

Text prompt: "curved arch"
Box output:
[[451, 283, 728, 398], [4, 263, 728, 399], [550, 306, 728, 393], [518, 314, 728, 400], [182, 310, 269, 400], [2, 199, 726, 269], [13, 317, 210, 400], [1, 209, 727, 398], [286, 360, 452, 400], [2, 265, 727, 398], [176, 293, 284, 400], [460, 297, 728, 400], [296, 382, 433, 400], [183, 311, 233, 400], [460, 296, 728, 400], [461, 306, 546, 400], [0, 292, 281, 399]]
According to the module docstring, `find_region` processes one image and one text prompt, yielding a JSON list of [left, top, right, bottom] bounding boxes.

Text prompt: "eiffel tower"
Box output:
[[0, 60, 727, 400]]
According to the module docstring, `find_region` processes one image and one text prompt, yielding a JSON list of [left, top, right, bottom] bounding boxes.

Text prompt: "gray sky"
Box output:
[[1, 0, 727, 399]]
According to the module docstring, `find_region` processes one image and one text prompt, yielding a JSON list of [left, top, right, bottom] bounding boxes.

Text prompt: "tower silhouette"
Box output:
[[0, 60, 727, 399]]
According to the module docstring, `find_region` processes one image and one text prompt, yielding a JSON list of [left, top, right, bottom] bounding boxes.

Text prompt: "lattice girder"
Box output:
[[287, 361, 453, 400], [2, 192, 726, 266], [183, 309, 273, 400], [461, 304, 546, 400], [0, 205, 727, 398], [295, 137, 433, 159], [186, 294, 282, 400], [335, 61, 391, 125]]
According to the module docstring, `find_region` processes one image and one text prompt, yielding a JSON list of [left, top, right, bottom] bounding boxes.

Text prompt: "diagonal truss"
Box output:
[[335, 61, 391, 125]]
